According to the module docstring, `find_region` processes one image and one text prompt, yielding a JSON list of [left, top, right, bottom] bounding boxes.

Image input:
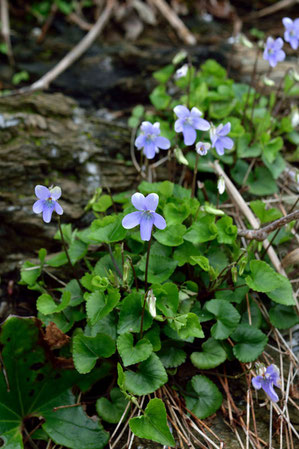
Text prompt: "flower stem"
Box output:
[[57, 216, 83, 293], [241, 46, 259, 126], [144, 234, 152, 291], [140, 235, 152, 339], [191, 153, 199, 198]]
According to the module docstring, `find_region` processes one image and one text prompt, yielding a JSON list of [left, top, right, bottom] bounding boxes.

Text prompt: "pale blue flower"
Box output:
[[283, 17, 299, 50], [252, 364, 281, 402], [196, 141, 211, 156], [174, 105, 210, 146], [210, 122, 234, 156], [135, 122, 170, 159], [263, 37, 286, 68], [33, 185, 63, 223], [122, 193, 166, 241]]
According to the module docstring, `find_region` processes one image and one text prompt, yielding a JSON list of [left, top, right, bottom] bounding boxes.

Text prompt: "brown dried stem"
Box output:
[[3, 0, 115, 96], [237, 210, 299, 241]]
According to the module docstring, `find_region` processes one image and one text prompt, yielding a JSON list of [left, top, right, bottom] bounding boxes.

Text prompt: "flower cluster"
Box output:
[[135, 107, 233, 160], [263, 17, 299, 68], [251, 363, 281, 402]]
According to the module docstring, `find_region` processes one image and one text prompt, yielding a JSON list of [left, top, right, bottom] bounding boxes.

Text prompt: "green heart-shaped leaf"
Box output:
[[117, 333, 153, 366], [191, 337, 227, 369], [245, 260, 282, 293], [266, 274, 295, 306], [37, 291, 71, 315], [86, 288, 120, 326], [73, 332, 116, 374], [185, 375, 223, 419], [129, 398, 175, 447], [124, 354, 168, 395], [118, 292, 153, 334], [157, 341, 186, 368], [154, 224, 186, 246], [231, 324, 268, 362], [205, 299, 240, 339], [96, 388, 128, 423], [269, 305, 298, 330]]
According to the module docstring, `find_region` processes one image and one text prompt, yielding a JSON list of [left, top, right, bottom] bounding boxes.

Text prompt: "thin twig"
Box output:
[[238, 210, 299, 241], [148, 0, 196, 45], [3, 0, 115, 96], [212, 160, 287, 275], [247, 0, 297, 20]]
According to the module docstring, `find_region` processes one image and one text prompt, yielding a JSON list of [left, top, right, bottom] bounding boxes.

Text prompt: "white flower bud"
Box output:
[[146, 289, 157, 318], [217, 176, 225, 195]]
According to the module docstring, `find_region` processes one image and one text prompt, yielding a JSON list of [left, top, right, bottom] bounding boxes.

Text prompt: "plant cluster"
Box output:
[[0, 18, 298, 449]]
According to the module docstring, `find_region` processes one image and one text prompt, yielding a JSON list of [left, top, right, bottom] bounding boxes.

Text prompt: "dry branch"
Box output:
[[0, 0, 14, 65], [148, 0, 196, 45], [246, 0, 298, 20], [211, 160, 287, 276], [238, 210, 299, 241], [3, 0, 115, 97]]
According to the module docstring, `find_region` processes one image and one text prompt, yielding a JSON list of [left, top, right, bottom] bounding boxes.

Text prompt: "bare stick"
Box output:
[[247, 0, 297, 20], [3, 0, 115, 96], [211, 160, 287, 276], [0, 0, 14, 65], [148, 0, 196, 45], [237, 210, 299, 241]]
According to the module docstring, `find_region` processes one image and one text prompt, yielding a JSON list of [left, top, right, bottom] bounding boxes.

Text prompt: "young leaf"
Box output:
[[185, 375, 223, 419], [73, 332, 116, 374], [37, 291, 71, 315], [177, 313, 204, 339], [129, 398, 175, 447], [191, 338, 227, 369], [216, 216, 237, 244], [96, 388, 129, 424], [20, 261, 41, 285], [205, 299, 240, 339], [184, 215, 217, 244], [231, 324, 268, 362], [117, 333, 153, 367], [124, 354, 168, 395]]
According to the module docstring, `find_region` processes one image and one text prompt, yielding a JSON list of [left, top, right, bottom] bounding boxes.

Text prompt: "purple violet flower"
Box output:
[[282, 17, 299, 50], [33, 185, 63, 223], [135, 121, 170, 159], [122, 192, 166, 241], [263, 37, 286, 68], [196, 141, 211, 156], [174, 105, 210, 146], [252, 364, 281, 402], [210, 122, 234, 156]]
